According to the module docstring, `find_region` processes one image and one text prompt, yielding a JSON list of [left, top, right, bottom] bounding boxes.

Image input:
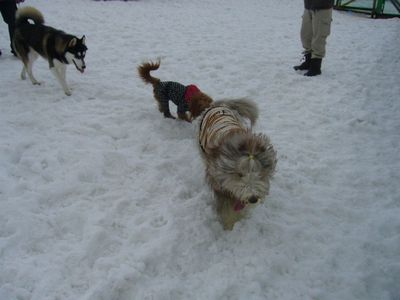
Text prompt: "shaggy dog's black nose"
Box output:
[[248, 196, 258, 204]]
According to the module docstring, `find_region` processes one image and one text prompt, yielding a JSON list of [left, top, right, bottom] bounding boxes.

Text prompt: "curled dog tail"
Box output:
[[137, 60, 161, 86], [15, 6, 45, 27], [215, 98, 259, 127]]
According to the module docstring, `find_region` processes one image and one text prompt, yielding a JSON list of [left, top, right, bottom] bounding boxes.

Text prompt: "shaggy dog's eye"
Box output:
[[238, 173, 244, 178]]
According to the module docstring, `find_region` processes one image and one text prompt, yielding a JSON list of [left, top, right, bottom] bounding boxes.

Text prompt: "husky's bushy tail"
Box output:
[[15, 6, 44, 27], [214, 98, 259, 127], [137, 60, 161, 86]]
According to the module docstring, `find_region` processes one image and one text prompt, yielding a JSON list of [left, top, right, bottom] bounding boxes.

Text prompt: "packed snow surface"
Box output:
[[0, 0, 399, 299]]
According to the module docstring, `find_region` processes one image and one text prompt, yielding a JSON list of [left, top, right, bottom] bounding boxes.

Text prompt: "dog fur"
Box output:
[[13, 6, 87, 96], [138, 60, 213, 122], [198, 98, 277, 230]]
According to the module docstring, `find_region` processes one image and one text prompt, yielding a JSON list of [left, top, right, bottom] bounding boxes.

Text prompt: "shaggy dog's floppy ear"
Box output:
[[254, 134, 277, 176]]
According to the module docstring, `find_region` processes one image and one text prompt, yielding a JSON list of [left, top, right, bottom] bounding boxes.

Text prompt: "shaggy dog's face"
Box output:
[[207, 132, 277, 209]]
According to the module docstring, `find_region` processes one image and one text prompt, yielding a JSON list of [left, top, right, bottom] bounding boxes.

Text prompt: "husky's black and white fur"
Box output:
[[199, 98, 277, 230], [13, 6, 87, 96]]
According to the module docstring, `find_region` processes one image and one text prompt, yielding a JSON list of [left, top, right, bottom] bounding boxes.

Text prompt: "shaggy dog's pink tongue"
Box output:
[[234, 201, 246, 212]]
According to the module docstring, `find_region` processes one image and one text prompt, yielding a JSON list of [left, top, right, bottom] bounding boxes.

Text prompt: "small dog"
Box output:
[[198, 98, 277, 230], [13, 6, 87, 96], [138, 60, 213, 122]]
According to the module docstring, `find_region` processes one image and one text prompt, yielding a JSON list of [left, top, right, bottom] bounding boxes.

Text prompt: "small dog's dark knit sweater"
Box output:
[[154, 81, 189, 114]]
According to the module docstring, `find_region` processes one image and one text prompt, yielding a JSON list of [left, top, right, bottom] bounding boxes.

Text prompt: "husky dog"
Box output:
[[199, 98, 277, 230], [138, 60, 213, 122], [13, 6, 87, 96]]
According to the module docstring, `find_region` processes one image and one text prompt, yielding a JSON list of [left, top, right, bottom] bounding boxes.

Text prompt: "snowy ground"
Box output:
[[1, 0, 399, 299]]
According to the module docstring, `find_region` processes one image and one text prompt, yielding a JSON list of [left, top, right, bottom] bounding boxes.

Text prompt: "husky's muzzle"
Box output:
[[73, 59, 86, 73]]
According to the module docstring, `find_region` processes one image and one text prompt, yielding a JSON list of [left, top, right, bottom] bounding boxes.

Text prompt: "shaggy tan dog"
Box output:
[[138, 60, 213, 122], [199, 98, 277, 230]]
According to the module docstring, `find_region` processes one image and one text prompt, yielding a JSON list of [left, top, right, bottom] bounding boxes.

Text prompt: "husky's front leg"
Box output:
[[51, 59, 71, 96]]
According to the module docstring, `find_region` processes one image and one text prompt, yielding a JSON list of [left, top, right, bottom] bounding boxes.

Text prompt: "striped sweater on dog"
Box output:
[[199, 106, 246, 154]]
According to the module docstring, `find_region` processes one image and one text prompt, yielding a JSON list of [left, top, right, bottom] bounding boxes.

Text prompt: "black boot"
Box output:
[[304, 58, 322, 76], [294, 53, 311, 71]]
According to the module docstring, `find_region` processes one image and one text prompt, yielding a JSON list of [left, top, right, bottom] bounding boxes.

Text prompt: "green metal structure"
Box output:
[[334, 0, 400, 18]]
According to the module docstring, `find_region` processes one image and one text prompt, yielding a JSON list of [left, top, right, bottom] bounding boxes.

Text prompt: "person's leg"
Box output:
[[294, 9, 313, 70], [310, 8, 332, 59], [0, 3, 6, 55], [305, 8, 332, 76], [300, 9, 313, 55], [0, 0, 17, 54]]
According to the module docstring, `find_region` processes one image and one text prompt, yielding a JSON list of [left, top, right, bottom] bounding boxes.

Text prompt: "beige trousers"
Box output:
[[300, 8, 332, 59]]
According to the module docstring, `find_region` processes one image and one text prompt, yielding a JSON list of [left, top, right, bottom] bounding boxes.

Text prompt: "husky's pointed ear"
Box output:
[[68, 38, 77, 48], [81, 35, 86, 45]]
